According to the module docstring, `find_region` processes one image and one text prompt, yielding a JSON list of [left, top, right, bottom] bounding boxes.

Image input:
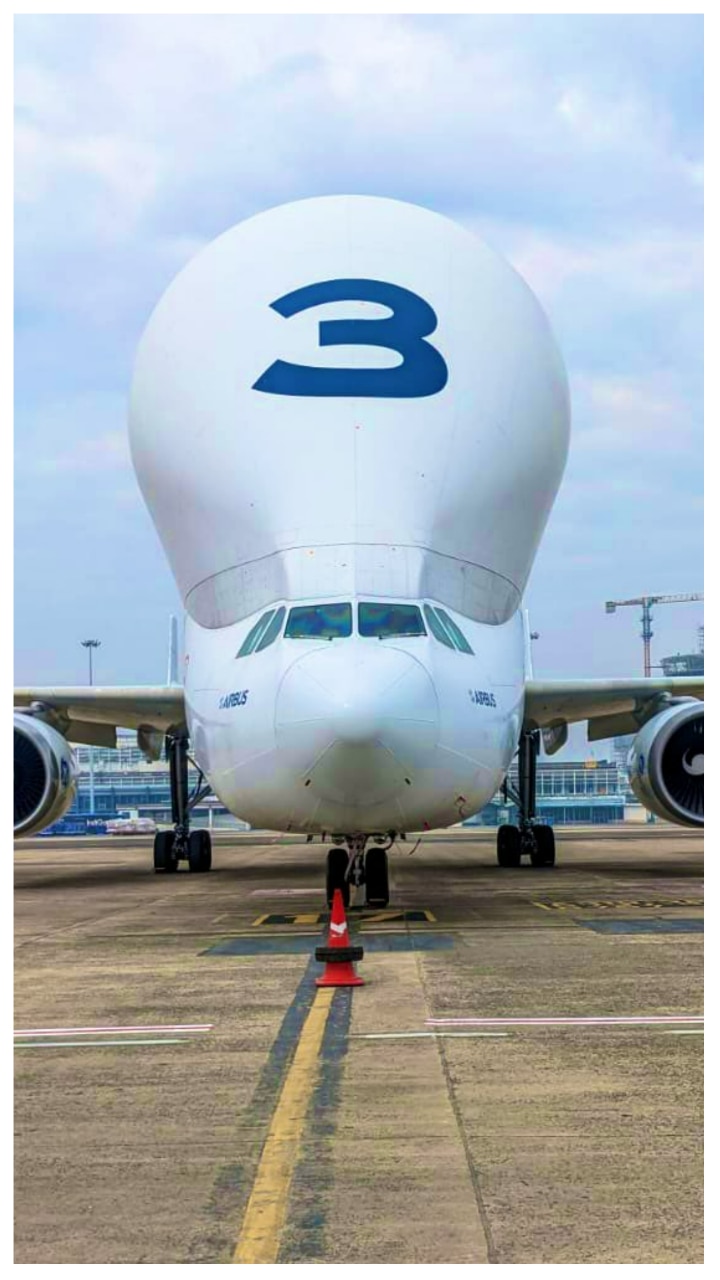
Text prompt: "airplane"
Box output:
[[14, 195, 703, 907]]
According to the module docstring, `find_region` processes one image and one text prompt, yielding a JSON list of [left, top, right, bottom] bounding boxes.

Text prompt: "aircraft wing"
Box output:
[[13, 686, 186, 751], [523, 676, 704, 753]]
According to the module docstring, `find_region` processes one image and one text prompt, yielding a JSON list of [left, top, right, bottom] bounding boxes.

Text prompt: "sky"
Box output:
[[14, 13, 704, 752]]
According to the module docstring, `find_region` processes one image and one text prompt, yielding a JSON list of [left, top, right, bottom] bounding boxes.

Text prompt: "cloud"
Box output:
[[572, 372, 697, 454], [15, 15, 702, 241], [500, 230, 702, 307], [37, 429, 131, 474]]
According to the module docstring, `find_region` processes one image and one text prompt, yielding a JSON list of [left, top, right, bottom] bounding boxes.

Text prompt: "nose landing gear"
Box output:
[[497, 729, 556, 868], [324, 835, 392, 908], [153, 733, 214, 873]]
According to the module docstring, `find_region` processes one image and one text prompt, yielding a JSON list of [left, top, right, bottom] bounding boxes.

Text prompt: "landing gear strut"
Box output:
[[497, 729, 556, 868], [153, 733, 213, 873]]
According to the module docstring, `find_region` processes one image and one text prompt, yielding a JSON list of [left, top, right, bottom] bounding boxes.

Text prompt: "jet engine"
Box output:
[[628, 702, 704, 828], [14, 713, 78, 836]]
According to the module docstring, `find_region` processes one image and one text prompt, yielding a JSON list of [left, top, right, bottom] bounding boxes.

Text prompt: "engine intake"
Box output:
[[628, 702, 703, 828], [14, 714, 78, 836]]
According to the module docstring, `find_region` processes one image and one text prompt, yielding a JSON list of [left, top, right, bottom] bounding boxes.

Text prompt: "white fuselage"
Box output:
[[184, 601, 527, 834], [129, 195, 570, 836]]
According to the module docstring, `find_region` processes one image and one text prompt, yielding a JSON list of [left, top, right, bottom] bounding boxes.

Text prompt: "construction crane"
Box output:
[[605, 594, 704, 677]]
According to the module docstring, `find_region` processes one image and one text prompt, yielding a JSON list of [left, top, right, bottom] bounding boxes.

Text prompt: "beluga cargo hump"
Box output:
[[129, 195, 570, 630]]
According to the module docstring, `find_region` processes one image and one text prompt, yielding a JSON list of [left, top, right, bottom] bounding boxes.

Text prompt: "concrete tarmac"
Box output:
[[14, 827, 703, 1264]]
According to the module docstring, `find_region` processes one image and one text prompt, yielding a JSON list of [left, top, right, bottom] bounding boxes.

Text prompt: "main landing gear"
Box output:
[[497, 729, 556, 869], [153, 733, 214, 874], [325, 835, 391, 909]]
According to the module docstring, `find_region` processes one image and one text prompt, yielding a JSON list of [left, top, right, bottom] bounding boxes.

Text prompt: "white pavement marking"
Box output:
[[426, 1015, 703, 1028], [14, 1024, 213, 1037], [15, 1039, 191, 1049], [665, 1030, 704, 1036], [351, 1031, 509, 1040], [249, 889, 321, 896]]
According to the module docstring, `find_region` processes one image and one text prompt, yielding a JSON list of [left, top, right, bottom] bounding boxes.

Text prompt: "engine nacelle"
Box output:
[[628, 702, 704, 828], [14, 713, 78, 836]]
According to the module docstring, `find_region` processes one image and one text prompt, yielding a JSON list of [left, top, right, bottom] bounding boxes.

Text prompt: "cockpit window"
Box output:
[[358, 603, 426, 638], [255, 606, 287, 652], [435, 607, 474, 654], [285, 603, 352, 639], [237, 609, 276, 657], [423, 604, 455, 649]]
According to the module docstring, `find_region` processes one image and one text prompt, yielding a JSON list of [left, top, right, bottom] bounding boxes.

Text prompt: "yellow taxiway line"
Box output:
[[233, 987, 333, 1264]]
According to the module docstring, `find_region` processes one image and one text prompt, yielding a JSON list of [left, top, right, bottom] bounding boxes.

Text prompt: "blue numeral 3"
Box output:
[[253, 278, 448, 398]]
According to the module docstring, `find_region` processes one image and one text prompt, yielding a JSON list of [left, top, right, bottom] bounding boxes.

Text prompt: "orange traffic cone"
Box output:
[[315, 889, 365, 987]]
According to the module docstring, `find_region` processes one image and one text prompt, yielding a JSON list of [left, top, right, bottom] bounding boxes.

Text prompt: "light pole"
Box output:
[[81, 640, 101, 816]]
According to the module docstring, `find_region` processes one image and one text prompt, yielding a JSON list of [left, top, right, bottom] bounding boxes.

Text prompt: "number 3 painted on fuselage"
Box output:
[[253, 278, 448, 398]]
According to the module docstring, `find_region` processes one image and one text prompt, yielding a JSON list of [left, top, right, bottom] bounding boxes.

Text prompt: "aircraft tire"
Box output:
[[365, 846, 390, 908], [154, 830, 179, 873], [188, 829, 212, 873], [530, 825, 555, 867], [326, 847, 350, 908], [497, 824, 521, 867]]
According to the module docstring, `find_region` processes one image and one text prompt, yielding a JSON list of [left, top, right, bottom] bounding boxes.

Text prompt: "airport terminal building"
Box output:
[[471, 758, 625, 827]]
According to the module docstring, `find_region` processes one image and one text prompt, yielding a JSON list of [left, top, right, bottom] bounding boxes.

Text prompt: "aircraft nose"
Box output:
[[275, 644, 439, 805]]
